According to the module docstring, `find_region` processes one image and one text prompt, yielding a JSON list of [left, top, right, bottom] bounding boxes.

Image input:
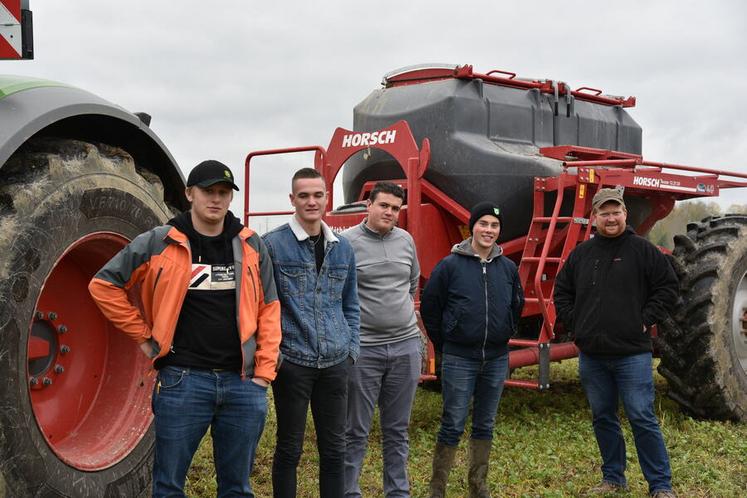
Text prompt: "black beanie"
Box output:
[[469, 201, 503, 234]]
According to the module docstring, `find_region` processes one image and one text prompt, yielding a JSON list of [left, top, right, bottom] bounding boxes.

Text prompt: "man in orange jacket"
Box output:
[[89, 160, 281, 498]]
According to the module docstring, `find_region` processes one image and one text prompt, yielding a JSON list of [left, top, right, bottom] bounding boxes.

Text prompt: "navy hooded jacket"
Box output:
[[421, 239, 524, 360]]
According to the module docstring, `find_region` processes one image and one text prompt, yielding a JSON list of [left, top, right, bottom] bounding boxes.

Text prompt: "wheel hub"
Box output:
[[28, 311, 67, 389], [733, 270, 747, 375]]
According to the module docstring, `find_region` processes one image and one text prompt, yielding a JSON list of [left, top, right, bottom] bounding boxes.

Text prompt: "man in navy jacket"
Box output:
[[421, 201, 524, 498]]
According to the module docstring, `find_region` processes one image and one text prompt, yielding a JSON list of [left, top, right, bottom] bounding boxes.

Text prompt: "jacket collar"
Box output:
[[592, 224, 634, 244], [165, 225, 188, 246], [359, 219, 392, 239], [164, 224, 253, 245], [289, 215, 339, 243]]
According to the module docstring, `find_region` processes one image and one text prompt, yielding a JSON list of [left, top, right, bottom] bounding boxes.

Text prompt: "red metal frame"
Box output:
[[245, 122, 747, 391], [385, 64, 636, 108], [505, 145, 747, 389]]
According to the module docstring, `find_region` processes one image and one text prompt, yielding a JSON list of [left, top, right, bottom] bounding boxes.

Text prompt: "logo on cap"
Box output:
[[493, 208, 500, 216], [224, 170, 232, 179]]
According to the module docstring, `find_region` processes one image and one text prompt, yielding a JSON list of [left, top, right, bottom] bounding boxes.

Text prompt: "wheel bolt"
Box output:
[[57, 324, 68, 334], [60, 345, 70, 354], [35, 311, 44, 320], [29, 377, 38, 386], [48, 312, 58, 321], [42, 377, 52, 386], [54, 364, 64, 374]]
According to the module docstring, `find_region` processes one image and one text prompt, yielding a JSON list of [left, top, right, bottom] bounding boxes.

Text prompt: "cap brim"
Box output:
[[194, 179, 240, 191], [593, 199, 625, 210]]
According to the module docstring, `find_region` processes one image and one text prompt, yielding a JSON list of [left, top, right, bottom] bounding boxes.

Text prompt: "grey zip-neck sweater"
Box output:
[[341, 221, 421, 345]]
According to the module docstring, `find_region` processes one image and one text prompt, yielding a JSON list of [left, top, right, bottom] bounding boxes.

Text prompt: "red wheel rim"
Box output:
[[27, 232, 154, 471]]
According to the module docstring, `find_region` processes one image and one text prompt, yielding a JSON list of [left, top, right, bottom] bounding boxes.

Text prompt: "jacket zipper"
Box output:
[[247, 264, 258, 302], [482, 262, 488, 361], [241, 248, 258, 379], [153, 267, 163, 292]]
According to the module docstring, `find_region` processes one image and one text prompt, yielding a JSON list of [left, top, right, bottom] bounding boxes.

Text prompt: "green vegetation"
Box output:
[[184, 360, 746, 497]]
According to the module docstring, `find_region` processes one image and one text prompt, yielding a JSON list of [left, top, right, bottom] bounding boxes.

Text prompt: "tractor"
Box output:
[[1, 1, 186, 496]]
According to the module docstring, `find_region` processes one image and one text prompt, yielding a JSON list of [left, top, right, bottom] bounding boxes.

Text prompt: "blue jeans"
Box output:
[[151, 367, 268, 498], [437, 352, 508, 446], [579, 352, 673, 494]]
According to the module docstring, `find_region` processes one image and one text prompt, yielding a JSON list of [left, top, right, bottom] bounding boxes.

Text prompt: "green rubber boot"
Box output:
[[468, 439, 493, 498], [428, 442, 458, 498]]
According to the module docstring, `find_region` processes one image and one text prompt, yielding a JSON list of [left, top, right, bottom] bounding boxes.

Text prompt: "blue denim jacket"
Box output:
[[262, 217, 360, 368]]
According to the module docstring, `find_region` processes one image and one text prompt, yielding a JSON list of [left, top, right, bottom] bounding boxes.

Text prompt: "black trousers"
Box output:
[[272, 358, 350, 498]]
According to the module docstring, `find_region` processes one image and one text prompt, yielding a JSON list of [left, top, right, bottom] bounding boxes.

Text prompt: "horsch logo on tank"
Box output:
[[341, 130, 397, 148]]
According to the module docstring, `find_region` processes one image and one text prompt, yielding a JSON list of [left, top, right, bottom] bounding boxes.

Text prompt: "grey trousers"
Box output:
[[344, 336, 422, 498]]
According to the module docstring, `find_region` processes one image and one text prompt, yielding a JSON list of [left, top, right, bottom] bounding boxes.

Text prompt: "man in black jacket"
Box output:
[[553, 188, 678, 498], [421, 201, 524, 498]]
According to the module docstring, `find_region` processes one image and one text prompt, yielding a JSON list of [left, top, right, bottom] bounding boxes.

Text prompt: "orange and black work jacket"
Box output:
[[88, 224, 282, 381]]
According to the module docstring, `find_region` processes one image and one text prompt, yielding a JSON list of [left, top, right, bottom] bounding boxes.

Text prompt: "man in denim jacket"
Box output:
[[262, 167, 360, 498]]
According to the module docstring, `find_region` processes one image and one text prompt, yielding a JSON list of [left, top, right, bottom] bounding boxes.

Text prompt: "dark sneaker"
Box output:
[[651, 491, 677, 498], [585, 481, 627, 495]]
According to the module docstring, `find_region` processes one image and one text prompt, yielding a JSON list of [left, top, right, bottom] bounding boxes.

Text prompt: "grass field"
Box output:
[[184, 359, 746, 497]]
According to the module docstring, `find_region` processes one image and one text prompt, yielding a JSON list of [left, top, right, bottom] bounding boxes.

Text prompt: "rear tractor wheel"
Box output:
[[0, 138, 173, 497], [657, 214, 747, 421]]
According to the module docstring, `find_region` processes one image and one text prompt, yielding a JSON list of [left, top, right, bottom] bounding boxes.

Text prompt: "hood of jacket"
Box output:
[[451, 237, 503, 261], [167, 210, 243, 259]]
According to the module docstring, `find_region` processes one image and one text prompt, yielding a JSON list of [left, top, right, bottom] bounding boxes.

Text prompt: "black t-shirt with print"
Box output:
[[155, 212, 243, 371]]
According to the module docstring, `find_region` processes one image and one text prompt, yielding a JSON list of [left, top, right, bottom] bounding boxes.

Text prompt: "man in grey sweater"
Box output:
[[341, 182, 422, 498]]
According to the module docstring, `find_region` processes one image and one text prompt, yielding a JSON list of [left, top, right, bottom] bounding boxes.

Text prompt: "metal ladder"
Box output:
[[505, 170, 597, 389]]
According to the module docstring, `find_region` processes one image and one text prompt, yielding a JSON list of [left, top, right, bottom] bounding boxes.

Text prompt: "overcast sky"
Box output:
[[4, 0, 746, 218]]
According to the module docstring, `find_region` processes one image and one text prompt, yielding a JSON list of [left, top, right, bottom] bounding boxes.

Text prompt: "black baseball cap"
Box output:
[[187, 160, 239, 191]]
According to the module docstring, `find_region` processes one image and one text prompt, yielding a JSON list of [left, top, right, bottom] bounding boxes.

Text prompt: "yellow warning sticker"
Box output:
[[579, 184, 586, 199]]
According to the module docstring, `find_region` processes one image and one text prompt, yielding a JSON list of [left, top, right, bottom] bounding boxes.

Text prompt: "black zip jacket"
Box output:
[[553, 226, 678, 356], [421, 239, 524, 360]]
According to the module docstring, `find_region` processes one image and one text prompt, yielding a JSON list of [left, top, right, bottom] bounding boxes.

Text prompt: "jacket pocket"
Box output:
[[280, 315, 301, 350], [443, 306, 464, 339], [278, 264, 306, 298], [327, 265, 348, 302]]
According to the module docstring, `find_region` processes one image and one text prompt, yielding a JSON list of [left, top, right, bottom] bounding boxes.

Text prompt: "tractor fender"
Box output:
[[0, 75, 187, 210]]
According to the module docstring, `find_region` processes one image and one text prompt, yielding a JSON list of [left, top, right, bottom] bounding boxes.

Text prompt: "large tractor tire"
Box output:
[[657, 214, 747, 421], [0, 138, 173, 497]]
